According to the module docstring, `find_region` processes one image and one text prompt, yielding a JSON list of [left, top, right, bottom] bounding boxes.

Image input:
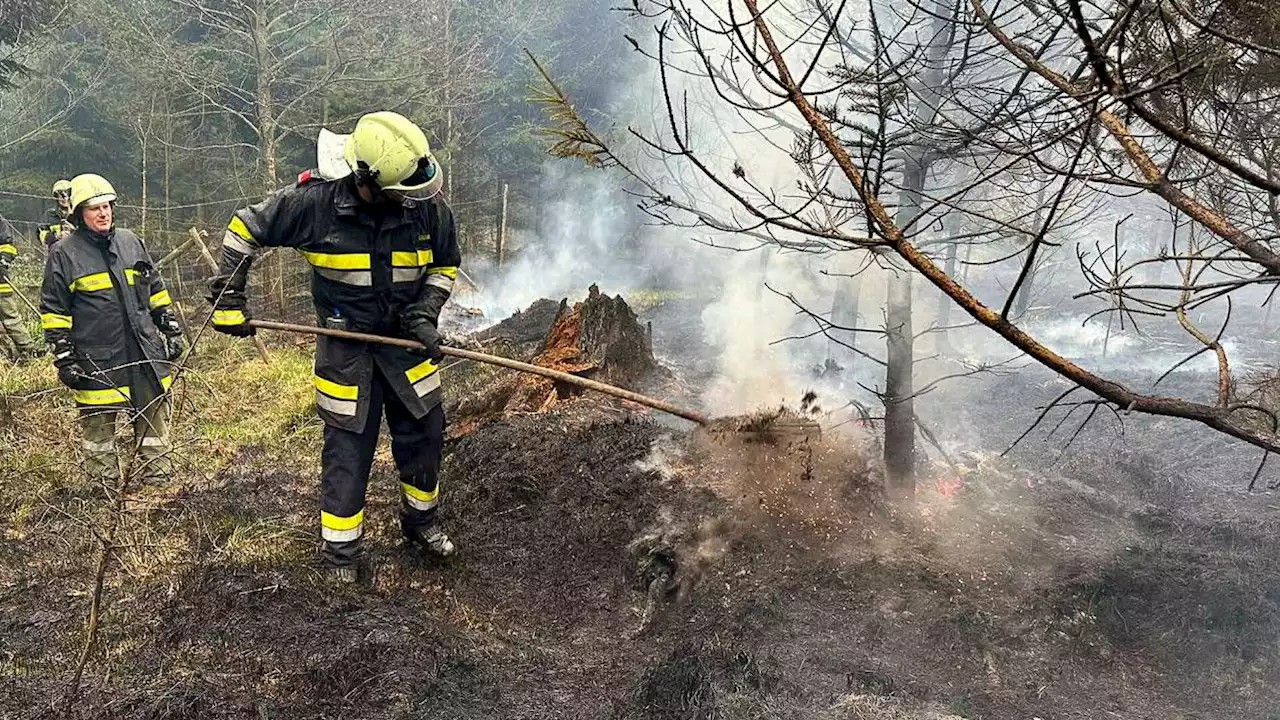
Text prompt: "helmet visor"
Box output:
[[380, 155, 440, 194]]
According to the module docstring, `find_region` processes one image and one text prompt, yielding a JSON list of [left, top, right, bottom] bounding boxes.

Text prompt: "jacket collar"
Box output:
[[332, 176, 415, 229], [79, 227, 116, 250]]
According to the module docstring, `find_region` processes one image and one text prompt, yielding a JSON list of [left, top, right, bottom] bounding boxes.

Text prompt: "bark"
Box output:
[[935, 222, 958, 353], [1012, 188, 1050, 319], [885, 162, 923, 496], [251, 5, 284, 312], [138, 120, 148, 237]]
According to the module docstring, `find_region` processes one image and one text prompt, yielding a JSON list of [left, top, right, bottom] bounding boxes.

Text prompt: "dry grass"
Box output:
[[827, 695, 966, 720]]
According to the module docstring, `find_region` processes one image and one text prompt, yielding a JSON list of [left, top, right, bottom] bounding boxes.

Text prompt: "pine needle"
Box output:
[[524, 49, 615, 168]]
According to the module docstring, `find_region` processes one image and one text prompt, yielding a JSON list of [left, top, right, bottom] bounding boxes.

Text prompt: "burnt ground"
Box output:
[[3, 305, 1280, 718]]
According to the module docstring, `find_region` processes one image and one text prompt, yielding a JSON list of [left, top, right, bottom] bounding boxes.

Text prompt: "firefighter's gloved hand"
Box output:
[[0, 253, 12, 272], [56, 362, 90, 388], [408, 321, 444, 363], [154, 309, 184, 338], [164, 335, 186, 362], [210, 292, 255, 337]]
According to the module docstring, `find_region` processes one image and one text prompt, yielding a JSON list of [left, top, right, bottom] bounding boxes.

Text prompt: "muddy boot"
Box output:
[[405, 526, 456, 557], [324, 565, 359, 586]]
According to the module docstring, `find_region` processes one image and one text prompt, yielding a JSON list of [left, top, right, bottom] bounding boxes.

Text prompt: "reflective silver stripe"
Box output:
[[222, 230, 258, 257], [140, 436, 169, 448], [314, 267, 373, 287], [412, 373, 441, 398], [426, 274, 455, 292], [321, 525, 363, 542], [392, 268, 425, 283], [316, 391, 358, 416], [83, 439, 115, 453]]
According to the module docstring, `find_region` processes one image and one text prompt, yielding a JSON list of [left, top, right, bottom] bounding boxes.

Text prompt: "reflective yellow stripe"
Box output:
[[427, 266, 459, 279], [405, 358, 438, 384], [301, 251, 371, 270], [228, 216, 256, 243], [74, 386, 130, 406], [402, 482, 438, 505], [321, 510, 363, 531], [69, 270, 137, 292], [41, 313, 73, 330], [162, 375, 173, 391], [392, 249, 434, 267], [314, 375, 358, 400], [0, 244, 16, 255], [70, 272, 113, 292], [149, 289, 172, 309], [0, 284, 12, 294], [213, 309, 245, 325]]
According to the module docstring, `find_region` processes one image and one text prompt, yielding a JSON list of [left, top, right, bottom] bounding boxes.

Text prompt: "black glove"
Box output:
[[164, 334, 186, 361], [154, 308, 183, 336], [56, 362, 90, 388], [407, 320, 444, 363], [209, 291, 255, 337]]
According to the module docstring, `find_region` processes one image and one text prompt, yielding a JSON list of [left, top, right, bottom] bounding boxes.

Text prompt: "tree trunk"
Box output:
[[252, 6, 284, 314], [884, 162, 923, 498], [828, 273, 862, 370], [1011, 187, 1049, 319], [935, 219, 957, 354], [755, 246, 772, 305], [138, 123, 148, 237], [881, 1, 956, 497]]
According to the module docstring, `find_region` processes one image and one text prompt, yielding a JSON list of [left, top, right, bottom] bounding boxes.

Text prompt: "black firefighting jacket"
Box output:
[[38, 208, 72, 248], [0, 217, 18, 296], [40, 227, 175, 410], [210, 173, 461, 432]]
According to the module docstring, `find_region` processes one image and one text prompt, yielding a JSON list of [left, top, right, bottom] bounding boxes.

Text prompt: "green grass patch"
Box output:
[[182, 341, 318, 446]]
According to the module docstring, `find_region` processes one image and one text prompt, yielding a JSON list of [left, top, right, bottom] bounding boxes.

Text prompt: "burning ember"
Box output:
[[935, 476, 964, 499]]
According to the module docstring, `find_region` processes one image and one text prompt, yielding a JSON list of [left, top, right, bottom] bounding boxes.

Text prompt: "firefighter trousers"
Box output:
[[319, 366, 445, 568], [80, 399, 172, 483], [0, 292, 36, 357]]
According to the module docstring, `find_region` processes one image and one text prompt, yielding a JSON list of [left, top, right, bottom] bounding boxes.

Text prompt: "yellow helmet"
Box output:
[[69, 173, 117, 212], [343, 111, 441, 196], [53, 179, 72, 209]]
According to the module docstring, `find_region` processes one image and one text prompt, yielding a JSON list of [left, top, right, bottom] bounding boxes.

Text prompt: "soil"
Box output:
[[4, 300, 1280, 719]]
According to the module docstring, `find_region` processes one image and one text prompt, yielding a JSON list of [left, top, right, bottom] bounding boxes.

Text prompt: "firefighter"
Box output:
[[40, 174, 185, 483], [208, 111, 461, 583], [0, 215, 41, 362], [38, 179, 73, 248]]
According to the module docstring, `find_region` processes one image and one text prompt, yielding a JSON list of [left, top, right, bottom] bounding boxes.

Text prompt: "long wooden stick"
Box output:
[[248, 319, 710, 425]]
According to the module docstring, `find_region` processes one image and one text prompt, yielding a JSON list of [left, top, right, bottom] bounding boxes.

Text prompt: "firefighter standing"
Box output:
[[208, 111, 461, 583], [0, 215, 41, 362], [41, 174, 185, 482], [39, 179, 74, 248]]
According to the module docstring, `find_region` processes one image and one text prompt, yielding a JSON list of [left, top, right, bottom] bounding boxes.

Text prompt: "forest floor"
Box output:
[[2, 298, 1279, 719]]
